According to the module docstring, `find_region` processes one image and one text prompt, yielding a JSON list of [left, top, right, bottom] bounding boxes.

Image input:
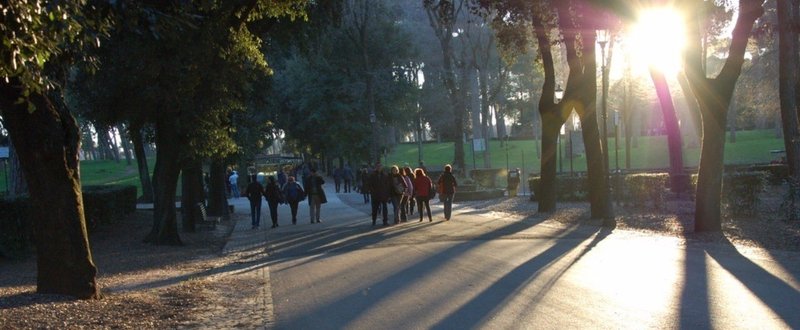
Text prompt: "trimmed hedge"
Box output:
[[528, 176, 588, 201], [82, 185, 137, 229], [622, 173, 669, 209], [721, 172, 766, 215], [0, 185, 137, 259], [748, 164, 788, 185], [0, 196, 32, 259], [469, 168, 505, 188]]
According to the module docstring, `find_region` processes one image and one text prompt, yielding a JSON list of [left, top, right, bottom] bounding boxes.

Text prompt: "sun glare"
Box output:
[[629, 8, 686, 75]]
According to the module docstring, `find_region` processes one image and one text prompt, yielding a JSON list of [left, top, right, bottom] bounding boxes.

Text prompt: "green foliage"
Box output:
[[721, 172, 767, 216], [622, 173, 669, 209], [748, 164, 788, 185], [0, 196, 32, 259]]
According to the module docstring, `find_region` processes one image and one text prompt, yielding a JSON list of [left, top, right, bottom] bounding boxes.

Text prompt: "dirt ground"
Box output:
[[1, 190, 798, 329]]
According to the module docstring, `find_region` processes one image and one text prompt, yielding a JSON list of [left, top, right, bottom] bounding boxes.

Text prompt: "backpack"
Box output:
[[285, 182, 305, 202]]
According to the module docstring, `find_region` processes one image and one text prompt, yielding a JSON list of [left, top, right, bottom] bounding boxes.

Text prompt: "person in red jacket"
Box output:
[[413, 168, 434, 222]]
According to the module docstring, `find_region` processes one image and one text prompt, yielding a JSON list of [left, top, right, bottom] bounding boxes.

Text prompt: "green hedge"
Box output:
[[0, 185, 137, 259], [721, 172, 766, 215], [528, 176, 588, 201], [0, 196, 32, 259], [622, 173, 669, 209], [82, 185, 137, 229], [469, 168, 505, 188], [748, 164, 788, 185]]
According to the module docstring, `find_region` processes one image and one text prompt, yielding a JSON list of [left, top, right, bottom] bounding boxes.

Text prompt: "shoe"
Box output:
[[419, 219, 422, 222], [271, 224, 276, 228], [316, 220, 321, 223], [429, 219, 432, 222]]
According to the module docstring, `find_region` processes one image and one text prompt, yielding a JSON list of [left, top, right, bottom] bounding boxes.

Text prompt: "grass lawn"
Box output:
[[0, 130, 785, 194], [386, 129, 785, 175]]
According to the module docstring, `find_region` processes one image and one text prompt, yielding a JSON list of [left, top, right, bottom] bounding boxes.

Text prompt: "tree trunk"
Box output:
[[118, 124, 132, 166], [650, 67, 685, 186], [143, 117, 183, 245], [129, 125, 154, 203], [538, 114, 561, 212], [181, 159, 204, 232], [109, 126, 120, 163], [778, 0, 800, 178], [479, 67, 492, 168], [207, 159, 230, 219], [1, 83, 99, 299], [685, 0, 763, 232]]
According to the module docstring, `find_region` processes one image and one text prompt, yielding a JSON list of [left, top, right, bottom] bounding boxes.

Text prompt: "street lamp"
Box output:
[[597, 29, 610, 178], [614, 110, 620, 173], [555, 85, 564, 175], [369, 112, 377, 165]]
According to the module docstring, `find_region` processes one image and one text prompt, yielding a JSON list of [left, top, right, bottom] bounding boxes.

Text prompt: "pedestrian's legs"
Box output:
[[381, 201, 389, 224], [370, 198, 380, 225], [390, 196, 401, 224], [312, 195, 322, 223], [424, 199, 432, 221], [417, 198, 424, 222], [250, 200, 259, 228], [344, 180, 351, 193], [269, 201, 279, 228], [399, 195, 408, 222], [290, 202, 298, 224], [309, 198, 316, 224], [443, 194, 453, 220], [409, 197, 415, 215]]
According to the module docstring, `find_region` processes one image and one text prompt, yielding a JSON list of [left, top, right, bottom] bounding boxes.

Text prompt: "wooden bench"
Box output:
[[196, 202, 222, 230]]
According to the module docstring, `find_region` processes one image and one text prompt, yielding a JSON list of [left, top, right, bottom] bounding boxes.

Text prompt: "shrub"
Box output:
[[528, 176, 587, 201], [748, 164, 788, 185], [82, 185, 137, 229], [623, 173, 669, 209], [721, 172, 766, 215], [469, 168, 504, 188]]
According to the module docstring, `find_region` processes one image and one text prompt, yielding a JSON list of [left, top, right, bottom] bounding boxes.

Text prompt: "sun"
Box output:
[[628, 8, 686, 75]]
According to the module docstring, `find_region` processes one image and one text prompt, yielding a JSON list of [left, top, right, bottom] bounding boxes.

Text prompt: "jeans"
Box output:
[[289, 201, 299, 224], [390, 195, 401, 224], [371, 198, 388, 224], [249, 199, 261, 227], [231, 184, 240, 198], [268, 200, 279, 226], [416, 196, 432, 221], [441, 193, 454, 220]]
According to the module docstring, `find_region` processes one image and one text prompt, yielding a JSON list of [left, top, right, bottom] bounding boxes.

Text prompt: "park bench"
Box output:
[[195, 202, 221, 230]]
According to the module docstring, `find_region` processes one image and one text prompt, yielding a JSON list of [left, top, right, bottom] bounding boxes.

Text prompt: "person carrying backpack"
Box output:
[[281, 176, 305, 225], [263, 176, 282, 229]]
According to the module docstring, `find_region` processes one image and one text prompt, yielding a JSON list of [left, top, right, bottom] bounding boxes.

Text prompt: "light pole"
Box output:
[[597, 30, 610, 178], [614, 110, 620, 173], [554, 85, 564, 175], [369, 112, 377, 165], [504, 134, 510, 172]]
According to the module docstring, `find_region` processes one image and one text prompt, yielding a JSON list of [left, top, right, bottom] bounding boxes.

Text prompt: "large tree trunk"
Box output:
[[1, 83, 98, 299], [479, 67, 492, 168], [143, 117, 183, 245], [129, 124, 154, 203], [650, 67, 685, 190], [118, 124, 132, 166], [778, 0, 800, 178], [685, 0, 764, 232], [207, 159, 230, 219], [180, 158, 204, 232], [538, 114, 561, 212]]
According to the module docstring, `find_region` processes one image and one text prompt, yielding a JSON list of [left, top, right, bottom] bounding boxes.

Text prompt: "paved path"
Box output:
[[216, 181, 800, 329]]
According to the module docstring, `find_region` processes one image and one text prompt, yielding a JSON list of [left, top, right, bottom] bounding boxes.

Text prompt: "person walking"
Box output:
[[367, 164, 390, 226], [437, 164, 458, 221], [229, 170, 240, 198], [389, 165, 406, 224], [263, 176, 282, 229], [413, 168, 434, 222], [282, 176, 305, 225], [304, 168, 327, 224], [403, 166, 415, 217], [343, 164, 354, 193], [333, 166, 342, 193], [360, 166, 371, 204], [243, 174, 263, 229], [277, 167, 288, 188]]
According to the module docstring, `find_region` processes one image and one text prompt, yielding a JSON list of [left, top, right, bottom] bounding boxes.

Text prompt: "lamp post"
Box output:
[[614, 110, 619, 173], [554, 85, 564, 175], [369, 112, 377, 165], [504, 134, 510, 172], [597, 30, 610, 178]]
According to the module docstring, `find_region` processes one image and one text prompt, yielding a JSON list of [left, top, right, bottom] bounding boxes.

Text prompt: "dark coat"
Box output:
[[437, 171, 458, 195], [367, 171, 392, 202], [245, 181, 264, 203], [263, 182, 282, 204], [304, 174, 327, 204]]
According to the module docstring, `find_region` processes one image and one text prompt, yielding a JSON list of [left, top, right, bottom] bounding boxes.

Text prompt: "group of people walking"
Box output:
[[242, 166, 327, 229], [364, 163, 458, 226], [238, 162, 458, 229]]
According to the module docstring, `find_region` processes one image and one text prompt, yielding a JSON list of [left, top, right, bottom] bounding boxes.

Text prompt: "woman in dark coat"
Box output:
[[367, 164, 391, 226], [436, 164, 458, 221], [263, 176, 282, 228], [304, 168, 327, 224]]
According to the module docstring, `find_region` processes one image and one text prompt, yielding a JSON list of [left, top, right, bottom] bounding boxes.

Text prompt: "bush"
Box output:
[[722, 172, 766, 215], [748, 164, 788, 185], [623, 173, 669, 209], [528, 176, 587, 201], [469, 168, 505, 188], [0, 196, 33, 259]]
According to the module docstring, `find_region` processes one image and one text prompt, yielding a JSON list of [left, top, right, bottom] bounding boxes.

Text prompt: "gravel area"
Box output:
[[1, 189, 798, 329]]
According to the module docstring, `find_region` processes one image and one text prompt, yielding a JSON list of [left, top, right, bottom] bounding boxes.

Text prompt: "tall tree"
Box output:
[[777, 0, 800, 179], [682, 0, 765, 231]]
